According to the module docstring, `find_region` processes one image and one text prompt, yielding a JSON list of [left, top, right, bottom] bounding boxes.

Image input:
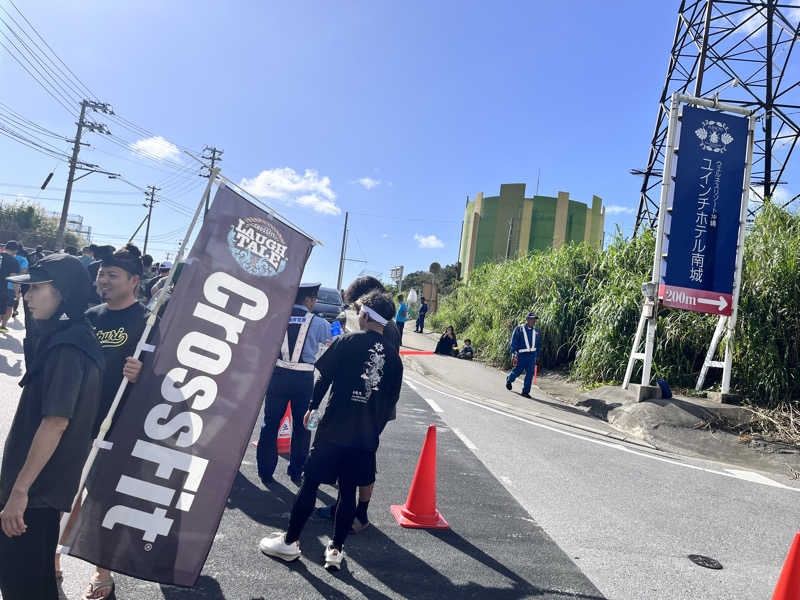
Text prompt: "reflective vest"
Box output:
[[517, 325, 537, 354], [276, 307, 316, 372]]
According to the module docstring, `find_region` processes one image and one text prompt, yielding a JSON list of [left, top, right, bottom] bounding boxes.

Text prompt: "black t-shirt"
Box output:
[[0, 252, 20, 282], [382, 319, 401, 355], [310, 330, 403, 451], [85, 302, 147, 430], [0, 345, 101, 511]]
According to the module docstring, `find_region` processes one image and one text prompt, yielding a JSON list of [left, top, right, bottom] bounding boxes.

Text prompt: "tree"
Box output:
[[0, 202, 87, 250]]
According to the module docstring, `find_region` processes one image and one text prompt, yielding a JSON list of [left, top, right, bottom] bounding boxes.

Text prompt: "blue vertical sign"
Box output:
[[661, 105, 748, 316]]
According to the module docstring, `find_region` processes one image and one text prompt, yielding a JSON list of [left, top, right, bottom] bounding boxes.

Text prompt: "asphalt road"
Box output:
[[403, 373, 800, 599], [1, 316, 797, 599], [0, 318, 603, 599]]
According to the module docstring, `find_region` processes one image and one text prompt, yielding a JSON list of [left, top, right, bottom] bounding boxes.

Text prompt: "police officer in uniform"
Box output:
[[505, 312, 541, 398], [257, 283, 331, 486]]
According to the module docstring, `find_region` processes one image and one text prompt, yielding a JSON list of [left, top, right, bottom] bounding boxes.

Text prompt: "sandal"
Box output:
[[83, 577, 115, 599], [55, 570, 63, 583]]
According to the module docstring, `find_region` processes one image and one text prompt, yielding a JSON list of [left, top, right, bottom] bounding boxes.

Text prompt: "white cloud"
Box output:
[[130, 136, 180, 161], [357, 177, 380, 190], [240, 168, 341, 215], [605, 205, 634, 215], [414, 233, 444, 249], [738, 2, 800, 36]]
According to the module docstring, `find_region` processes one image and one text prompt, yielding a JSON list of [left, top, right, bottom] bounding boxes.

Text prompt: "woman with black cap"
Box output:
[[0, 253, 104, 599]]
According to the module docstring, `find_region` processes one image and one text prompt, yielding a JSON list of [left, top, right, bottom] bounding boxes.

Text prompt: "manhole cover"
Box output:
[[688, 554, 723, 570]]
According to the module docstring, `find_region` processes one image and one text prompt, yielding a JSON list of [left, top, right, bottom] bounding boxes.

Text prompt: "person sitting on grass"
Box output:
[[434, 325, 458, 356], [458, 339, 475, 360]]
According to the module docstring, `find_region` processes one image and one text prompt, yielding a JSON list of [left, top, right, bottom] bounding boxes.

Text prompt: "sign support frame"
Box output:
[[623, 92, 755, 395]]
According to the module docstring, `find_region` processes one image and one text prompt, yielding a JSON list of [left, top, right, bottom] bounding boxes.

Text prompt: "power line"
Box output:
[[0, 182, 139, 195]]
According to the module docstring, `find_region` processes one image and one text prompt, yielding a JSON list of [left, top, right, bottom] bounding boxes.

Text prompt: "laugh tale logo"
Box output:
[[227, 216, 288, 277]]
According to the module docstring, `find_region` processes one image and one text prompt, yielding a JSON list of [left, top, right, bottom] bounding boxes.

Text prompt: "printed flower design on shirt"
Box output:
[[361, 342, 385, 396]]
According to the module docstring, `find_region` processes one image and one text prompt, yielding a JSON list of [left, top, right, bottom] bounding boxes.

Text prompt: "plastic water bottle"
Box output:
[[331, 320, 342, 337], [307, 410, 321, 431]]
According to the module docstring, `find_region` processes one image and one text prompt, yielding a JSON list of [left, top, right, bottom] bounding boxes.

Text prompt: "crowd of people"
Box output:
[[0, 235, 540, 596], [0, 237, 408, 596]]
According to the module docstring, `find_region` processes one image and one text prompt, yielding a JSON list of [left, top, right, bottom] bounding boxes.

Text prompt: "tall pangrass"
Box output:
[[431, 203, 800, 409]]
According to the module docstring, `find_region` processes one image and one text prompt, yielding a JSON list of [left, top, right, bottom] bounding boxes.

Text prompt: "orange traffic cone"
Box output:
[[772, 532, 800, 600], [391, 425, 449, 529], [277, 403, 292, 455]]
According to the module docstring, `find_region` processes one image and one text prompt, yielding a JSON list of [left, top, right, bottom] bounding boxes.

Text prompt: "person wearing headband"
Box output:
[[78, 242, 146, 598], [259, 290, 402, 572], [314, 276, 402, 532], [257, 282, 331, 488]]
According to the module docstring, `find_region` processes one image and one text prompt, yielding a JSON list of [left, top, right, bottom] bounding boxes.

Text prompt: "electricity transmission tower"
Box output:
[[633, 0, 800, 236]]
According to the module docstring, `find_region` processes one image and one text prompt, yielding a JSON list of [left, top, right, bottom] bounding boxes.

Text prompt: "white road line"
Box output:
[[405, 380, 418, 391], [424, 397, 444, 413], [725, 469, 795, 490], [405, 376, 800, 494], [451, 427, 478, 451]]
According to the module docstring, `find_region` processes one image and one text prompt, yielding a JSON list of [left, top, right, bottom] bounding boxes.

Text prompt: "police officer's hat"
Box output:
[[526, 312, 538, 320], [295, 282, 321, 303], [299, 282, 321, 296]]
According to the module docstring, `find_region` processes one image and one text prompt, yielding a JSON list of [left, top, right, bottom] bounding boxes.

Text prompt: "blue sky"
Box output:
[[1, 1, 686, 287]]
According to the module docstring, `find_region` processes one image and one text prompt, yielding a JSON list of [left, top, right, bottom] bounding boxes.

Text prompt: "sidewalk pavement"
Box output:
[[399, 328, 647, 447], [399, 327, 800, 478]]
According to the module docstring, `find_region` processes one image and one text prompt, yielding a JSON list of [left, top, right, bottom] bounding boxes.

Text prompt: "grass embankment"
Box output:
[[430, 203, 800, 423]]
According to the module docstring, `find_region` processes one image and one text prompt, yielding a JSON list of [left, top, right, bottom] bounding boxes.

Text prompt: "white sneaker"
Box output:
[[324, 543, 344, 571], [259, 532, 301, 562]]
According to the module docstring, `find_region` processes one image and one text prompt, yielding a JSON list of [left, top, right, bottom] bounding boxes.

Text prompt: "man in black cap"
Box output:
[[505, 312, 541, 398], [74, 243, 146, 599], [86, 245, 115, 307], [257, 282, 332, 486], [0, 253, 104, 599]]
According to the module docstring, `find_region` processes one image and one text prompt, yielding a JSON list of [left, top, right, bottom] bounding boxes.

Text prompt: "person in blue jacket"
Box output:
[[505, 312, 541, 398]]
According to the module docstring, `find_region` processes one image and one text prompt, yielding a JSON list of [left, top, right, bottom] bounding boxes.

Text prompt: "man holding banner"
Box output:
[[59, 184, 315, 587], [256, 282, 331, 486]]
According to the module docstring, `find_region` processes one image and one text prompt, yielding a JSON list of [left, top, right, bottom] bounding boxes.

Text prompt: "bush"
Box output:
[[0, 202, 85, 250], [432, 203, 800, 409]]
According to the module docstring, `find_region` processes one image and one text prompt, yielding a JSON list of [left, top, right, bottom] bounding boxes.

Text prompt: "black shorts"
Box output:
[[303, 442, 377, 487], [0, 288, 13, 312]]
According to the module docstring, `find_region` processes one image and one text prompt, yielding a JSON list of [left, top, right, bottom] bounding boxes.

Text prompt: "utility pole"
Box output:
[[142, 186, 160, 255], [200, 146, 224, 213], [56, 99, 113, 249], [336, 211, 349, 290], [505, 217, 514, 260]]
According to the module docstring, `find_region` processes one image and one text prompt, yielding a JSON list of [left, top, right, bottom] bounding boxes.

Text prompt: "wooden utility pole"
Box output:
[[142, 186, 160, 255]]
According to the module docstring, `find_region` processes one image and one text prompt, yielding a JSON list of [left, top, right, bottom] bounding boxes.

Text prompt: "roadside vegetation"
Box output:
[[430, 203, 800, 437], [0, 202, 85, 249]]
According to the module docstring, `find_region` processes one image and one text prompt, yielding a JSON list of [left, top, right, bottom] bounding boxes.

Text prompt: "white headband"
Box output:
[[360, 305, 388, 325]]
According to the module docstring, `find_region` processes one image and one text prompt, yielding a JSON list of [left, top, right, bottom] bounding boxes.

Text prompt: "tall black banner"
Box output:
[[64, 185, 314, 585]]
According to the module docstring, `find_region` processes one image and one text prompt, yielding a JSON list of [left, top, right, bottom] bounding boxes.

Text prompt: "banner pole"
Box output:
[[58, 171, 219, 548], [641, 91, 681, 386]]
